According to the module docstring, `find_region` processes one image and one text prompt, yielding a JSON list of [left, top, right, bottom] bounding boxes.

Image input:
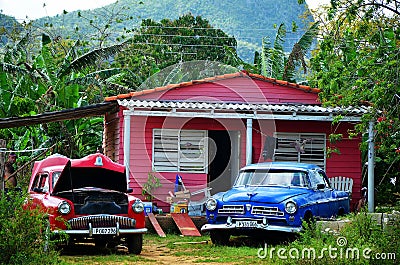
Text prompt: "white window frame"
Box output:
[[273, 132, 326, 169], [152, 129, 208, 173]]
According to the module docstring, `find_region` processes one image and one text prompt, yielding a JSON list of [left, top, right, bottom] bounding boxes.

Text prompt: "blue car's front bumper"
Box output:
[[201, 221, 302, 233]]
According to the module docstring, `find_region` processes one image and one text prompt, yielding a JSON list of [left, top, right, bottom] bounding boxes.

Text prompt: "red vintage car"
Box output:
[[27, 153, 147, 254]]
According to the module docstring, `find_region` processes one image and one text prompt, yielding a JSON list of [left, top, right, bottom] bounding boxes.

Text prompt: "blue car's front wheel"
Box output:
[[302, 211, 316, 230], [210, 230, 230, 246]]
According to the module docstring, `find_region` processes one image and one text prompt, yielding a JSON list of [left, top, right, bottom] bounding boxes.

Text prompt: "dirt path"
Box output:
[[138, 242, 211, 265], [61, 238, 218, 265]]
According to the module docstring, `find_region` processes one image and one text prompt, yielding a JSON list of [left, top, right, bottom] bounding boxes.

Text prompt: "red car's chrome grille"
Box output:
[[251, 206, 285, 217], [68, 215, 136, 229]]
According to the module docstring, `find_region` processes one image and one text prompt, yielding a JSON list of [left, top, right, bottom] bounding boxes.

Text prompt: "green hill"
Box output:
[[32, 0, 313, 62], [0, 13, 22, 45]]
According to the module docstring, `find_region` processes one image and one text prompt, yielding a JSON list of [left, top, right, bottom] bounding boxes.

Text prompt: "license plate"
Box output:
[[235, 220, 258, 228], [93, 227, 117, 235]]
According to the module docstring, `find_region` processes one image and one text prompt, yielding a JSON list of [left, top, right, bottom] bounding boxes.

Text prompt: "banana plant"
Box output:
[[34, 34, 129, 110], [283, 21, 320, 82], [0, 31, 128, 157], [256, 22, 320, 82], [261, 23, 286, 79]]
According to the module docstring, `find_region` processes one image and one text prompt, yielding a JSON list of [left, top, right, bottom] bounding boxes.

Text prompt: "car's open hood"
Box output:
[[221, 186, 309, 204], [52, 153, 127, 194]]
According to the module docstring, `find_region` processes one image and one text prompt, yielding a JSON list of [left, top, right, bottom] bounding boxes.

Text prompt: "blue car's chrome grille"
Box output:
[[68, 215, 136, 229], [251, 206, 285, 217], [218, 205, 245, 214]]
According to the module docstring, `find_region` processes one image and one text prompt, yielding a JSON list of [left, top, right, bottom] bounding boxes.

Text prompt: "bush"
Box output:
[[0, 190, 60, 265]]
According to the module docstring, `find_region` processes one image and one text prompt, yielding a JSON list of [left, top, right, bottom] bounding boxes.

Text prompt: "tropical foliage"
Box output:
[[308, 0, 400, 205], [253, 21, 319, 82], [0, 25, 127, 159]]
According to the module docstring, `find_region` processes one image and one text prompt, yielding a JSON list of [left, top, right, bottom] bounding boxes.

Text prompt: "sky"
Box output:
[[0, 0, 117, 20], [0, 0, 331, 21]]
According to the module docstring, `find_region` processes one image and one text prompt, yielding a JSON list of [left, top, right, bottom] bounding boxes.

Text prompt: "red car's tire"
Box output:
[[126, 234, 143, 254]]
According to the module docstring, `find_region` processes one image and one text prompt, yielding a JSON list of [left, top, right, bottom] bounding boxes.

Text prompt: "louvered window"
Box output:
[[273, 133, 326, 169], [153, 129, 208, 172]]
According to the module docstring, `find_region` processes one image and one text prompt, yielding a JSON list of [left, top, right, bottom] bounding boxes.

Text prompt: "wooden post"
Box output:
[[367, 121, 375, 213]]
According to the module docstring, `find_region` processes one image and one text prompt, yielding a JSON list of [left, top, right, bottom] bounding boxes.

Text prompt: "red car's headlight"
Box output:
[[58, 201, 71, 215], [132, 200, 144, 213]]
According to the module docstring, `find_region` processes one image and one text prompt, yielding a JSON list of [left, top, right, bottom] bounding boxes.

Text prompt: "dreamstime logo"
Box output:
[[257, 236, 396, 260]]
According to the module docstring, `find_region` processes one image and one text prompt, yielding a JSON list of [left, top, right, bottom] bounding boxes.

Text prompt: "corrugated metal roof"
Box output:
[[118, 99, 369, 115], [0, 102, 118, 129]]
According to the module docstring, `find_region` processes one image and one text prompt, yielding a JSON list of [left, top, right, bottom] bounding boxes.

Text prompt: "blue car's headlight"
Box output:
[[285, 201, 297, 214], [205, 198, 217, 211]]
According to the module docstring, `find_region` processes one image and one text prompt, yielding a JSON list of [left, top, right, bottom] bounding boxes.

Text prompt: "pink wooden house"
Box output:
[[104, 71, 368, 212]]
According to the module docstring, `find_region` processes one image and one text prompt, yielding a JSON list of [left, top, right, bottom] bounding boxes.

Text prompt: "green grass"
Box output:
[[168, 237, 262, 264]]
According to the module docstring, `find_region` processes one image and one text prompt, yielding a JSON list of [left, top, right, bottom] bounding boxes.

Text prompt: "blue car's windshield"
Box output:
[[234, 170, 308, 187]]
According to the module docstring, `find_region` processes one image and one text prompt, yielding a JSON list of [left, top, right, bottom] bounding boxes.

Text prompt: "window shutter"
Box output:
[[153, 129, 208, 172], [274, 133, 326, 169], [179, 130, 207, 172], [153, 129, 179, 171]]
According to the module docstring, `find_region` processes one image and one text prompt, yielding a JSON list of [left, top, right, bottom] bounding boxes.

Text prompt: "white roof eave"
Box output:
[[118, 99, 368, 122]]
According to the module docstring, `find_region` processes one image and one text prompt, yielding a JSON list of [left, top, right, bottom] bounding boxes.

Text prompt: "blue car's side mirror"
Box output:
[[316, 183, 325, 190]]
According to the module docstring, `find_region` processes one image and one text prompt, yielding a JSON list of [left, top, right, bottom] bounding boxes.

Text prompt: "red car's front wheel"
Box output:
[[126, 234, 143, 254]]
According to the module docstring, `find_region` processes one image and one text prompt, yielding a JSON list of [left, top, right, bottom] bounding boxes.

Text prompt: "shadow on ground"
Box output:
[[59, 242, 129, 256], [223, 231, 298, 248]]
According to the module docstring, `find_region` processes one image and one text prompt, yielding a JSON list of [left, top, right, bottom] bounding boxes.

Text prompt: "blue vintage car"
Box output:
[[201, 162, 350, 245]]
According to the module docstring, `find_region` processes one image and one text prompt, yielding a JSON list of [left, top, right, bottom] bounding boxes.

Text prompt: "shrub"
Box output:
[[0, 190, 60, 265]]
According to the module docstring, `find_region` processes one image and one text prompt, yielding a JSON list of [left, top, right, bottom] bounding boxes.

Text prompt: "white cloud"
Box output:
[[0, 0, 116, 20]]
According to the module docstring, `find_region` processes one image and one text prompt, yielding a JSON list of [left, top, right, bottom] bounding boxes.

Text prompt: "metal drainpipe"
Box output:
[[123, 114, 131, 189], [367, 120, 375, 213], [246, 119, 253, 165]]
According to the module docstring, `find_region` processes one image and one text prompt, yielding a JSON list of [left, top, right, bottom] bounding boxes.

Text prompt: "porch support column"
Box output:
[[367, 120, 375, 213], [123, 114, 131, 188], [246, 119, 253, 165]]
